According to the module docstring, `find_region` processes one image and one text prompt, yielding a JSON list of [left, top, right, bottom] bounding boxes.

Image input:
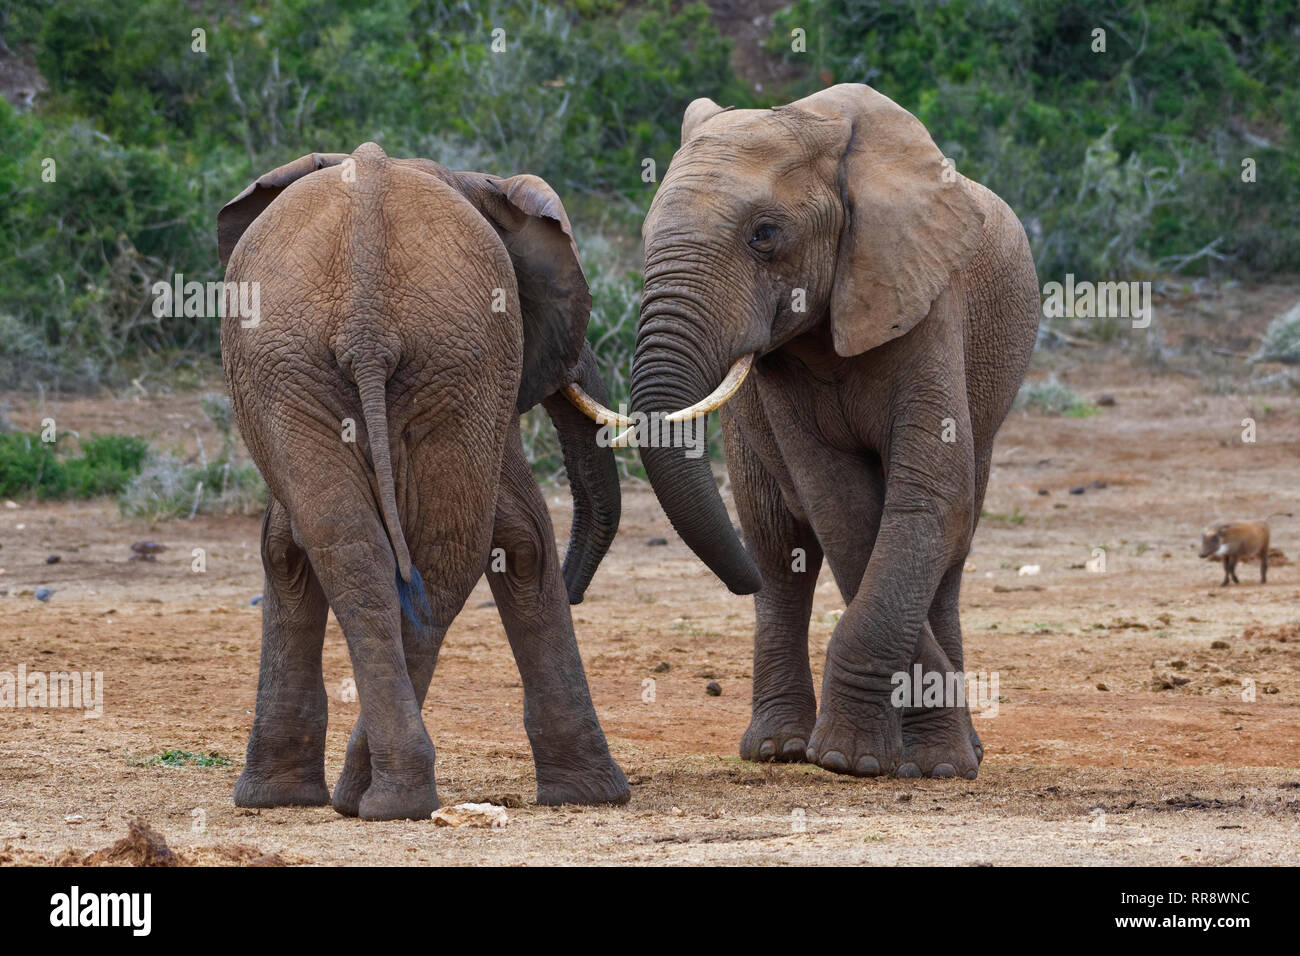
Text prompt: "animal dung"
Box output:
[[705, 680, 722, 696], [430, 802, 509, 828]]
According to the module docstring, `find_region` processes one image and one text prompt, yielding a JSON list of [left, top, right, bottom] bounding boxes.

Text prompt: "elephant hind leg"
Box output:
[[283, 475, 438, 821], [487, 422, 628, 806], [925, 560, 983, 764], [235, 497, 331, 808], [723, 409, 821, 764], [898, 622, 981, 780]]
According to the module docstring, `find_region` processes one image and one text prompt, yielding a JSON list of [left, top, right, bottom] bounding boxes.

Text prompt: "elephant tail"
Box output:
[[352, 359, 413, 584]]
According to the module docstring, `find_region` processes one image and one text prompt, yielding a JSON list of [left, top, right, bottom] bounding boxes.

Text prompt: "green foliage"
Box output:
[[117, 394, 266, 519], [0, 431, 148, 499], [142, 749, 232, 767], [1254, 301, 1300, 365], [3, 0, 1297, 408], [1014, 378, 1100, 417], [774, 0, 1300, 280]]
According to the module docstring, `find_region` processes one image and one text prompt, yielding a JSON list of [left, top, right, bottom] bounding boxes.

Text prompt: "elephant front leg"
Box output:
[[724, 410, 820, 763], [235, 499, 331, 808], [487, 437, 629, 806], [807, 493, 970, 778]]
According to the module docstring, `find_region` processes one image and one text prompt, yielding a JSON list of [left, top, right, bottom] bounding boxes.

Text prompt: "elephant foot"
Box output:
[[357, 749, 440, 821], [805, 687, 903, 777], [740, 697, 816, 763], [330, 723, 373, 818], [234, 768, 329, 808], [536, 755, 631, 806], [900, 704, 981, 780]]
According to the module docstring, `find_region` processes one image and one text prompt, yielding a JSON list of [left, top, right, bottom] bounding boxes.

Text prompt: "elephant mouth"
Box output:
[[564, 353, 756, 444]]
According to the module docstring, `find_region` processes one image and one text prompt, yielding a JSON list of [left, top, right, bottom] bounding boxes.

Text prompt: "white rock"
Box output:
[[1018, 564, 1041, 576], [430, 802, 508, 828]]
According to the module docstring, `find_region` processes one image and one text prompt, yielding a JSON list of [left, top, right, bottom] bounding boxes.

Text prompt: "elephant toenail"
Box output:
[[896, 762, 921, 778], [758, 740, 775, 760], [930, 763, 957, 778], [805, 746, 817, 763], [781, 738, 806, 760], [820, 750, 850, 773], [855, 755, 882, 776], [963, 768, 978, 780]]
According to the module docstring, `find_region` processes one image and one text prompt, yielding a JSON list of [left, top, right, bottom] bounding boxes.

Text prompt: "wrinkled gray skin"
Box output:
[[218, 143, 628, 820], [630, 85, 1040, 779]]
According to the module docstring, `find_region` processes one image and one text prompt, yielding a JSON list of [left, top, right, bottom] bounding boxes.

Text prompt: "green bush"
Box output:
[[1254, 301, 1300, 365], [773, 0, 1300, 280], [0, 431, 148, 498], [1014, 378, 1100, 417]]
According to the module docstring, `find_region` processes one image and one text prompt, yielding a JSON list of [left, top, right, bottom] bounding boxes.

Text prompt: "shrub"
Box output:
[[0, 431, 148, 499], [1014, 378, 1100, 417], [1254, 300, 1300, 365]]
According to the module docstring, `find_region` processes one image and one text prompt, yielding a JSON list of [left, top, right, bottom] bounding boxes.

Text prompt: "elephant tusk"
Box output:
[[663, 354, 755, 423], [609, 426, 637, 448], [563, 383, 634, 428]]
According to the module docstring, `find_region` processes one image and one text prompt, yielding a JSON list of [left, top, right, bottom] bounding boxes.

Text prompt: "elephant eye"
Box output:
[[748, 223, 777, 252]]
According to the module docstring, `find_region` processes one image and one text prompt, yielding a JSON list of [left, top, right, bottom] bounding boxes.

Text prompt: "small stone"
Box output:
[[1096, 394, 1117, 407], [1069, 486, 1086, 495], [647, 538, 668, 547], [1037, 488, 1049, 495], [1096, 683, 1109, 691], [653, 661, 670, 673], [131, 541, 167, 556], [670, 806, 685, 816], [33, 587, 52, 602], [45, 555, 60, 565], [705, 680, 722, 696], [64, 814, 84, 825], [249, 594, 263, 606], [3, 500, 17, 509], [1210, 640, 1230, 649]]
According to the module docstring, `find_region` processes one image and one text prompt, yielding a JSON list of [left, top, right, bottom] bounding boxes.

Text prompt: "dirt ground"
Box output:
[[2, 282, 1299, 866]]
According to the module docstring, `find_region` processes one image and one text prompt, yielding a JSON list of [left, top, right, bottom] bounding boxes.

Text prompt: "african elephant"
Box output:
[[217, 142, 629, 820], [613, 85, 1040, 779]]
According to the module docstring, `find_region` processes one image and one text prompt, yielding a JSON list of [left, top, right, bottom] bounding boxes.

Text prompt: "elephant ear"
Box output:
[[680, 97, 733, 145], [794, 84, 985, 357], [446, 171, 591, 412], [217, 152, 351, 267]]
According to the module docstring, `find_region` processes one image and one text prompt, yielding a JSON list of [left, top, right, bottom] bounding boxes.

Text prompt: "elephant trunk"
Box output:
[[542, 344, 621, 604], [629, 316, 762, 596]]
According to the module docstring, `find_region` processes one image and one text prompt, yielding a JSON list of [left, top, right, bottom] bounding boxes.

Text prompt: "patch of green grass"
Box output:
[[0, 432, 148, 499], [142, 749, 231, 768], [1015, 379, 1101, 418], [982, 507, 1028, 526]]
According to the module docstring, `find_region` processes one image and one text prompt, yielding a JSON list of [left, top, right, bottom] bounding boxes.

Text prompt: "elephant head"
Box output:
[[217, 147, 619, 602], [624, 84, 986, 594]]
